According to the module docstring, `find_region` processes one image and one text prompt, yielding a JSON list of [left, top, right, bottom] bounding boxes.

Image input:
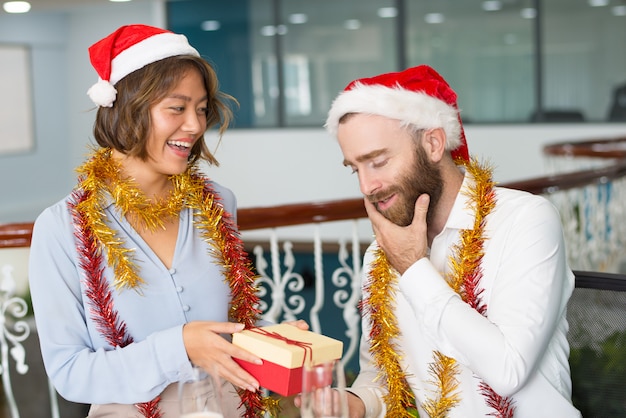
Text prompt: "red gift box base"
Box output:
[[234, 357, 303, 396]]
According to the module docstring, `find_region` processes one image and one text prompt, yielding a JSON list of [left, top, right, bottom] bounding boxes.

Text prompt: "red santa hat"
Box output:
[[87, 24, 199, 107], [325, 65, 469, 161]]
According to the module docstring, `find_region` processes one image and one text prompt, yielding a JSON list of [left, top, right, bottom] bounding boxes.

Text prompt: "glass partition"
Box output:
[[406, 0, 534, 123], [167, 0, 626, 127]]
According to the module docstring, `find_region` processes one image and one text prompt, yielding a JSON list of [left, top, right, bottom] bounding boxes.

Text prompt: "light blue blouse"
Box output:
[[29, 179, 237, 405]]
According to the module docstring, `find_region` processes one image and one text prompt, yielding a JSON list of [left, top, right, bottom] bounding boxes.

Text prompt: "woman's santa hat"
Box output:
[[325, 65, 469, 161], [87, 24, 199, 107]]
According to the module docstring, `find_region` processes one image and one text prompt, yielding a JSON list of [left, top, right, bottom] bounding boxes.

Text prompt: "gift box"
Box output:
[[232, 324, 343, 396]]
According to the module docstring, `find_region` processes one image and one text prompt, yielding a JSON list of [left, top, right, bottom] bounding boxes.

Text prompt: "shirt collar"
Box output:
[[442, 170, 477, 231]]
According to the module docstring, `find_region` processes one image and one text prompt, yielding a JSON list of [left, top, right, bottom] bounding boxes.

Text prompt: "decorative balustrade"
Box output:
[[0, 135, 625, 416], [542, 136, 626, 271], [0, 265, 31, 417]]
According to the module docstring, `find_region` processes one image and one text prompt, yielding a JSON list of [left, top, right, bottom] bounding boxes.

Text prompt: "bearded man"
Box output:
[[324, 65, 581, 418]]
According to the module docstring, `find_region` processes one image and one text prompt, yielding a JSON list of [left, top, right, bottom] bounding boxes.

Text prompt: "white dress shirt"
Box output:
[[349, 172, 581, 417]]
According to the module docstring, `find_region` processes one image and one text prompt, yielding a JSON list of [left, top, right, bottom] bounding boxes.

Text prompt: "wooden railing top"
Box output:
[[0, 222, 34, 249], [502, 159, 626, 195], [238, 159, 626, 229], [3, 158, 626, 246], [544, 135, 626, 159], [237, 197, 367, 231]]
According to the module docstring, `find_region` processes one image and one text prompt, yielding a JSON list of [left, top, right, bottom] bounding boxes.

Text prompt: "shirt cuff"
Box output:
[[345, 387, 384, 418], [150, 324, 192, 383]]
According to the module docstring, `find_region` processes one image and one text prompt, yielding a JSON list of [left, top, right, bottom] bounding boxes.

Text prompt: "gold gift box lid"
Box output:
[[232, 323, 343, 368]]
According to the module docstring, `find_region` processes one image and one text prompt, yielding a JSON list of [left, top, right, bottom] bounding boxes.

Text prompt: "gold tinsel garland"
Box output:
[[72, 148, 279, 417], [366, 158, 513, 417], [75, 148, 188, 290], [363, 248, 416, 417]]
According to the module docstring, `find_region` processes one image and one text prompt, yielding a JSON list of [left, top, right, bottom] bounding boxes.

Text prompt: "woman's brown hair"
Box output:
[[92, 55, 236, 166]]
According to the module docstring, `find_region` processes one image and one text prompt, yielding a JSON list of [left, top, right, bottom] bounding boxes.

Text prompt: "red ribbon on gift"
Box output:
[[248, 327, 313, 367]]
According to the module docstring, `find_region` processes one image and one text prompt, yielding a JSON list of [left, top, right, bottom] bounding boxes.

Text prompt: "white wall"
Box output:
[[65, 0, 167, 169], [204, 124, 626, 209], [0, 0, 164, 222]]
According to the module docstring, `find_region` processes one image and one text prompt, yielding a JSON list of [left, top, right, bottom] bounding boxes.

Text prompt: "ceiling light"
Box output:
[[611, 5, 626, 15], [482, 1, 502, 12], [377, 7, 397, 18], [520, 7, 537, 19], [588, 0, 609, 6], [288, 13, 308, 24], [260, 25, 287, 36], [201, 20, 220, 31], [343, 19, 361, 30], [3, 1, 31, 13], [424, 13, 445, 24], [260, 25, 275, 36]]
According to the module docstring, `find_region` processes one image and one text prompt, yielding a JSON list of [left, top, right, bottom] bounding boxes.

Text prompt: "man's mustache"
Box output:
[[367, 187, 400, 204]]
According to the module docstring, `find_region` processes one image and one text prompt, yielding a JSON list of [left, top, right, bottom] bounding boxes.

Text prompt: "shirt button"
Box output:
[[183, 305, 190, 312], [176, 286, 184, 293], [169, 268, 176, 274]]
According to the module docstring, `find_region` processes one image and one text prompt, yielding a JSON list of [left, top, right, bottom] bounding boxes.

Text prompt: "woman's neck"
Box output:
[[111, 150, 172, 200]]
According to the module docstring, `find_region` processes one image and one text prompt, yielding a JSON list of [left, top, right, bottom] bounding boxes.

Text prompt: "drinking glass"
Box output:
[[300, 359, 348, 418], [178, 365, 224, 418]]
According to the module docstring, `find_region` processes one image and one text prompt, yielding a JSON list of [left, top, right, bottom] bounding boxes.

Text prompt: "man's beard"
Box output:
[[368, 144, 443, 227]]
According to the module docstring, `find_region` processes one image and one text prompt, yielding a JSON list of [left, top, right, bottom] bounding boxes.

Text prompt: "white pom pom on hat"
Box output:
[[87, 24, 200, 107], [87, 79, 118, 108], [325, 65, 469, 162]]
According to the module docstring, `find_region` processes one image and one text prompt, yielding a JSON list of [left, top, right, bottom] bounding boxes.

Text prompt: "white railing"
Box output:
[[246, 220, 368, 369], [0, 264, 31, 418], [542, 136, 626, 272], [0, 264, 61, 418]]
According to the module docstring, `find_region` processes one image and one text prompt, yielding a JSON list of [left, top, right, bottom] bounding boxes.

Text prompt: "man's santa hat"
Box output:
[[87, 24, 199, 107], [325, 65, 469, 161]]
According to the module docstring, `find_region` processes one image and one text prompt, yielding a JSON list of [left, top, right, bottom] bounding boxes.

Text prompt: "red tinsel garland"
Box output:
[[70, 188, 163, 418], [458, 161, 515, 418], [197, 181, 268, 417]]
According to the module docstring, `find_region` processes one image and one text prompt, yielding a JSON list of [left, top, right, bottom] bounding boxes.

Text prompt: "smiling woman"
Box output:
[[25, 24, 276, 418]]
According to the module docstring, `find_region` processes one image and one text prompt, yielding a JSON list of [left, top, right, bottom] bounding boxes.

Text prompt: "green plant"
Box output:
[[569, 330, 626, 417]]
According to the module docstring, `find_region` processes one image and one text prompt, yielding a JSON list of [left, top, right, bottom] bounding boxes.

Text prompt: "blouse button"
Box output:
[[183, 305, 190, 312], [176, 286, 184, 293]]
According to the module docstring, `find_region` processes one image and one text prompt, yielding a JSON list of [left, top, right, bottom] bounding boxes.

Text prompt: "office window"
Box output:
[[167, 0, 626, 127], [406, 0, 534, 123], [542, 1, 626, 122], [168, 0, 397, 128], [167, 0, 261, 128], [247, 0, 398, 127]]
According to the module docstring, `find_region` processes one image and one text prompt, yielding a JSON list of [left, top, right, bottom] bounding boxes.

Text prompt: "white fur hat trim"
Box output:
[[325, 82, 462, 152]]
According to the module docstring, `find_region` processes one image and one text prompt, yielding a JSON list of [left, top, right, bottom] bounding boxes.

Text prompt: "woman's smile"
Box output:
[[166, 139, 194, 159]]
